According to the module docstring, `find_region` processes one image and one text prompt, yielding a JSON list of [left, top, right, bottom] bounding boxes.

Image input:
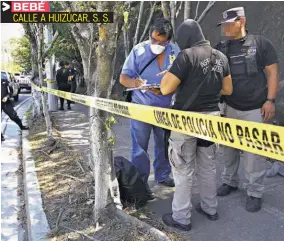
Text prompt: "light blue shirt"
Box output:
[[122, 40, 180, 108]]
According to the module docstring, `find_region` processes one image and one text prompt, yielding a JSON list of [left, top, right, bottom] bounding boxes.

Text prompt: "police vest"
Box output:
[[219, 35, 260, 79]]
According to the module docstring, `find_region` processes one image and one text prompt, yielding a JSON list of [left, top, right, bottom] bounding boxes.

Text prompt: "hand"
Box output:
[[2, 96, 8, 103], [134, 78, 146, 87], [261, 101, 275, 122], [147, 88, 161, 95]]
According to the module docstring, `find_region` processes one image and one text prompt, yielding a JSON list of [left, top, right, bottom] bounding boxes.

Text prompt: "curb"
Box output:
[[2, 96, 33, 134], [22, 100, 50, 241]]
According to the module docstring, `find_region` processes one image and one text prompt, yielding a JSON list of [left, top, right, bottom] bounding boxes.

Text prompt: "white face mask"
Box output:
[[150, 44, 166, 55]]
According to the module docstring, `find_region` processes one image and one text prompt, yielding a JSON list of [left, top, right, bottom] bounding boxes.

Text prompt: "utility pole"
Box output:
[[45, 24, 58, 111]]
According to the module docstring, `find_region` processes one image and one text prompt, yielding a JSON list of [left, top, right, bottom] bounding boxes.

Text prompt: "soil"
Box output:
[[27, 115, 177, 241]]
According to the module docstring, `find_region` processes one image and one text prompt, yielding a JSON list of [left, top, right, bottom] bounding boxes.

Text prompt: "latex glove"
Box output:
[[2, 96, 8, 103]]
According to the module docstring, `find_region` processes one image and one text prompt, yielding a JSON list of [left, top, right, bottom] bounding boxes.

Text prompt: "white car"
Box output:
[[18, 75, 31, 92], [1, 71, 20, 101]]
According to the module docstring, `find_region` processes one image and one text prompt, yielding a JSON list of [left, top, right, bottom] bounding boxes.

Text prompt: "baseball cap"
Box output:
[[217, 7, 245, 26]]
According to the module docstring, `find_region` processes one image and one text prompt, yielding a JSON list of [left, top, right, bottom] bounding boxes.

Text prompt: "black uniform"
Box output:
[[1, 78, 27, 141], [56, 67, 71, 109], [215, 33, 278, 111], [69, 67, 77, 94]]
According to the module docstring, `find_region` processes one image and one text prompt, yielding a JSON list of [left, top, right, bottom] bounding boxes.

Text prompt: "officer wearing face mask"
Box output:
[[120, 18, 180, 198], [215, 7, 279, 212]]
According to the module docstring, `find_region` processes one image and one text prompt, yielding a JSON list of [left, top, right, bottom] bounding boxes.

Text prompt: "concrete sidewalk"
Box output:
[[1, 98, 32, 241], [53, 103, 284, 241]]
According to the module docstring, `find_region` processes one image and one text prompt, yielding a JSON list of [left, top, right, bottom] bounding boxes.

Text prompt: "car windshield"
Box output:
[[14, 73, 20, 76], [1, 72, 8, 80]]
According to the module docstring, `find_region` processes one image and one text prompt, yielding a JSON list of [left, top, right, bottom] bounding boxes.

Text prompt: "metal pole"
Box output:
[[45, 25, 58, 111]]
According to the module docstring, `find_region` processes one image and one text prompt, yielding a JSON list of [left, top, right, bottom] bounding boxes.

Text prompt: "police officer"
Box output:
[[215, 7, 279, 212], [56, 61, 71, 110], [160, 19, 232, 231], [1, 77, 29, 141], [120, 18, 180, 196]]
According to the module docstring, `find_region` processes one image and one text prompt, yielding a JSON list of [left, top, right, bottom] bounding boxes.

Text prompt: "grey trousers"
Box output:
[[222, 105, 266, 198], [169, 111, 219, 225]]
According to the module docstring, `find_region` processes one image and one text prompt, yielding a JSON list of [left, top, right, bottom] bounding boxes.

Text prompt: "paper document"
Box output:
[[125, 83, 161, 92]]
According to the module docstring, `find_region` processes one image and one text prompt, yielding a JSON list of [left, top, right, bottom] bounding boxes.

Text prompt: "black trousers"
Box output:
[[58, 86, 71, 107], [1, 101, 23, 128]]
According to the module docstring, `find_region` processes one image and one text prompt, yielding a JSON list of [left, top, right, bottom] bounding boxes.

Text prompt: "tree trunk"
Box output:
[[89, 2, 123, 224], [184, 1, 191, 20], [35, 23, 54, 143], [133, 2, 144, 46], [170, 1, 176, 42], [161, 1, 170, 20]]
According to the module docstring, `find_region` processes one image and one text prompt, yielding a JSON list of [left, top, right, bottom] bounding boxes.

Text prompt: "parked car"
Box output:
[[18, 75, 31, 92], [1, 71, 20, 101]]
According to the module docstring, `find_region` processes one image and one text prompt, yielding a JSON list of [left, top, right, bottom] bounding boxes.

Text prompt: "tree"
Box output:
[[10, 36, 32, 73], [23, 23, 59, 144]]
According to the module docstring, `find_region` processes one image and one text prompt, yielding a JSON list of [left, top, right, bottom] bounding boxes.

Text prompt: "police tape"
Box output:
[[31, 82, 284, 162], [44, 78, 57, 84]]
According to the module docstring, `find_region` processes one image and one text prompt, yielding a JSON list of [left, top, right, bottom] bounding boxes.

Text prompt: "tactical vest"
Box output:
[[219, 35, 260, 79]]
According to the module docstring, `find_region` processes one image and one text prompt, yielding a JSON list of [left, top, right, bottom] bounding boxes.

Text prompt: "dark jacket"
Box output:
[[1, 78, 13, 101], [56, 67, 71, 90]]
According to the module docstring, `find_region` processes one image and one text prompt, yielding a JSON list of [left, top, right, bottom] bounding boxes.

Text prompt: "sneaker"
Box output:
[[162, 213, 191, 231], [195, 203, 218, 221], [59, 107, 64, 111], [217, 183, 238, 196], [21, 126, 29, 130], [246, 196, 262, 212], [158, 177, 175, 187]]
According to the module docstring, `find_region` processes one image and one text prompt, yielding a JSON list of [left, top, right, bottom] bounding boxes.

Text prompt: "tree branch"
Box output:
[[176, 1, 184, 18], [195, 1, 200, 21], [184, 1, 191, 20], [197, 1, 216, 24], [42, 30, 59, 59], [139, 1, 157, 43], [133, 1, 144, 46]]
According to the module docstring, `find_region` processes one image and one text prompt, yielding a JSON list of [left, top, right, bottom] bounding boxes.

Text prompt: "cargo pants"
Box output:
[[221, 105, 266, 198], [169, 111, 219, 225]]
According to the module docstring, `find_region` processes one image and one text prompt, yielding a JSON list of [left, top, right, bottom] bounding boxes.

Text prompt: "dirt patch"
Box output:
[[27, 115, 175, 240]]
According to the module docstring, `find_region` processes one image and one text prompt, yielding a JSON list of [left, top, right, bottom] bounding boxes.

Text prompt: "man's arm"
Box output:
[[220, 75, 233, 95], [120, 74, 145, 88], [265, 63, 279, 99], [260, 36, 279, 122], [160, 72, 181, 95]]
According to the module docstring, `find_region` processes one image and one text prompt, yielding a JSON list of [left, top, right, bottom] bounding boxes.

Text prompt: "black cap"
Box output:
[[217, 7, 245, 26]]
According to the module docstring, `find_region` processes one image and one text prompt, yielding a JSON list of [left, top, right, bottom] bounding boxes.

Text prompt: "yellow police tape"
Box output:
[[44, 78, 57, 84], [32, 83, 284, 162]]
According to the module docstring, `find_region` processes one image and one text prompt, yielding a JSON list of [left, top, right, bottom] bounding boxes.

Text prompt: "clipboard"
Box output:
[[125, 83, 161, 92]]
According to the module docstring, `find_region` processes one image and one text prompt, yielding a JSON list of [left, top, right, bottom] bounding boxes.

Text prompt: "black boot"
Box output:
[[246, 196, 262, 212], [162, 213, 192, 231], [67, 105, 71, 110], [158, 177, 175, 187], [195, 203, 219, 221], [217, 183, 238, 196], [59, 106, 64, 111], [1, 134, 5, 142], [15, 118, 29, 130]]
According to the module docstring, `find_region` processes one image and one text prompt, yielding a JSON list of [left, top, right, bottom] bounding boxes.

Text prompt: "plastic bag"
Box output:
[[114, 156, 152, 207]]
